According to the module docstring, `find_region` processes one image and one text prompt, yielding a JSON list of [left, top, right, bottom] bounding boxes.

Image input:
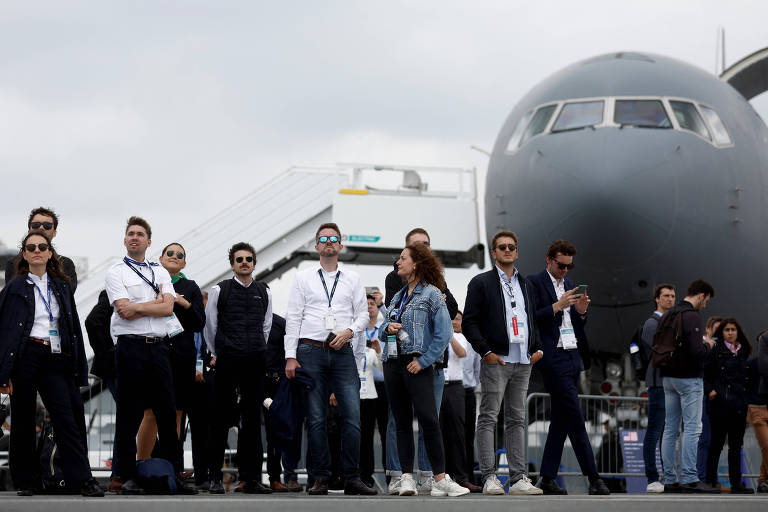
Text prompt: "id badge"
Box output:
[[49, 324, 62, 354], [560, 327, 578, 350], [360, 377, 369, 395], [510, 318, 525, 343], [166, 313, 184, 337], [387, 335, 398, 358], [325, 312, 336, 330], [196, 359, 204, 373]]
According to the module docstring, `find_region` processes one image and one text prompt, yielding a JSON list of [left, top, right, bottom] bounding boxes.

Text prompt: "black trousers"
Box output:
[[440, 381, 467, 482], [264, 372, 301, 483], [374, 380, 389, 472], [383, 358, 445, 475], [209, 355, 265, 482], [706, 409, 747, 486], [10, 342, 91, 489], [115, 336, 178, 481], [464, 386, 478, 484], [360, 398, 378, 484], [187, 371, 214, 484]]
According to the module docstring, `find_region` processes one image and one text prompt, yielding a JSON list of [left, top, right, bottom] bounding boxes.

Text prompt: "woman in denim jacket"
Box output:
[[378, 243, 468, 497]]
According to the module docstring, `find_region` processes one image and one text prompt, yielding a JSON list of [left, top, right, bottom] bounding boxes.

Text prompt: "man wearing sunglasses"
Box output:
[[462, 230, 543, 496], [4, 207, 78, 291], [527, 240, 610, 495], [284, 223, 374, 496], [203, 242, 273, 494]]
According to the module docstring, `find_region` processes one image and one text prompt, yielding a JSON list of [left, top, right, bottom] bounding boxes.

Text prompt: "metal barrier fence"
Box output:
[[524, 392, 763, 492]]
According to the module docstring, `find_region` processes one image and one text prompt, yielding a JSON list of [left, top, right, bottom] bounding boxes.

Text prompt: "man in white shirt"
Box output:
[[440, 322, 472, 490], [203, 242, 273, 494], [284, 223, 374, 495], [105, 216, 194, 495]]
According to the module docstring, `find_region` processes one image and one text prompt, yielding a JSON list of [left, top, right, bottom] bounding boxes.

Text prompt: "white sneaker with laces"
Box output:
[[646, 481, 664, 493], [399, 474, 418, 496], [431, 475, 470, 497], [482, 475, 505, 495], [418, 475, 435, 493], [508, 475, 543, 495], [388, 476, 402, 495]]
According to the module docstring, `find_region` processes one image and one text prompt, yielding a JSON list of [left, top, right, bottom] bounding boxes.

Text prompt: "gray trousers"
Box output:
[[476, 361, 531, 483]]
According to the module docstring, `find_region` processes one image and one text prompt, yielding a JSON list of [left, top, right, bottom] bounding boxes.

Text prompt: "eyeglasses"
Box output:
[[235, 256, 254, 263], [30, 221, 53, 230], [496, 244, 516, 252], [318, 235, 339, 244], [25, 243, 49, 252], [555, 261, 575, 270], [165, 250, 184, 259]]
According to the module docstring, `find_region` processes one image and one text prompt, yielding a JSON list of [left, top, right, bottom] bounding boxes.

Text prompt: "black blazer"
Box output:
[[463, 267, 541, 358], [85, 290, 115, 379], [526, 270, 591, 370]]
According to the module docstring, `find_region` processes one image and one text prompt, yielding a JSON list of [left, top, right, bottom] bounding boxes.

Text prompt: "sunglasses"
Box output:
[[555, 261, 575, 270], [318, 235, 339, 244], [165, 250, 184, 259], [25, 243, 49, 252], [30, 221, 54, 230], [496, 243, 516, 252], [235, 256, 254, 263]]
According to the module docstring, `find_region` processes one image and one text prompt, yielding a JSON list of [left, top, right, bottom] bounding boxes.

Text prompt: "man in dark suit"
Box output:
[[526, 240, 610, 495]]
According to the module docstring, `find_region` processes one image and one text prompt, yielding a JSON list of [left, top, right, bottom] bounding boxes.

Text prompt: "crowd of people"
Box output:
[[0, 206, 766, 498]]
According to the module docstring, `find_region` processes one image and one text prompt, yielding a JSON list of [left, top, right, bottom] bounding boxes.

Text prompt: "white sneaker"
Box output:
[[508, 475, 543, 495], [431, 474, 470, 497], [646, 481, 664, 493], [482, 475, 506, 495], [399, 474, 418, 496], [388, 476, 402, 495], [418, 475, 435, 493]]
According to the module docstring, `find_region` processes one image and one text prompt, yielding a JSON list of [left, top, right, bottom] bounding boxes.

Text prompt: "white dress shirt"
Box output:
[[203, 276, 273, 357], [357, 347, 382, 399], [284, 263, 369, 361], [548, 270, 574, 349], [445, 333, 468, 382], [27, 273, 60, 339], [105, 258, 176, 339], [462, 342, 481, 389]]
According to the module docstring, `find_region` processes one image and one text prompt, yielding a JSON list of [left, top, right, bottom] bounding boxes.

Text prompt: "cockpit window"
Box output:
[[520, 105, 557, 145], [506, 110, 533, 152], [614, 100, 671, 128], [552, 101, 604, 132], [669, 101, 710, 140], [698, 105, 732, 146]]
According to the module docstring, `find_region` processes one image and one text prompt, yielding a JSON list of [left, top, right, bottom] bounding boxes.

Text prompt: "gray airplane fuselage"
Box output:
[[486, 52, 768, 357]]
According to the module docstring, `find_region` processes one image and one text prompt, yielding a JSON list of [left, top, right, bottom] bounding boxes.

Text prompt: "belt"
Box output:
[[445, 380, 463, 386], [299, 338, 350, 350], [265, 371, 281, 379], [29, 336, 50, 346], [555, 347, 576, 353], [120, 334, 167, 344]]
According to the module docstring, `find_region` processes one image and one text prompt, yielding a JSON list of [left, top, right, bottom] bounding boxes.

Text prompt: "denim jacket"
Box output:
[[378, 282, 453, 369]]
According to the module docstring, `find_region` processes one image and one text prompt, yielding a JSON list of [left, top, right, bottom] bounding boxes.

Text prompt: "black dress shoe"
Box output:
[[81, 478, 105, 497], [664, 482, 682, 493], [536, 477, 567, 495], [344, 478, 377, 495], [175, 479, 199, 495], [16, 489, 34, 496], [121, 479, 146, 495], [682, 481, 720, 494], [285, 478, 302, 492], [730, 483, 755, 494], [308, 479, 329, 495], [588, 478, 610, 495], [195, 481, 210, 492], [243, 481, 273, 494], [208, 479, 225, 494]]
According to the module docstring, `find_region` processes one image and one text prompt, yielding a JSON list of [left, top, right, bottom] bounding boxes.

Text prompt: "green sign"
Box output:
[[348, 235, 381, 243]]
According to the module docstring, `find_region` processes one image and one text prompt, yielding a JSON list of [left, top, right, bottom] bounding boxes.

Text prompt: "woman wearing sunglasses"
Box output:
[[136, 243, 205, 466], [378, 243, 469, 497], [0, 231, 103, 496]]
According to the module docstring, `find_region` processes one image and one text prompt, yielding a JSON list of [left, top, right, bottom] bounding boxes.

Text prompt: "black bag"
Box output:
[[38, 421, 66, 491], [628, 321, 648, 376], [652, 308, 684, 369]]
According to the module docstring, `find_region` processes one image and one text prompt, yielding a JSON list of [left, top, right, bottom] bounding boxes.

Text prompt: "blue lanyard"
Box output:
[[27, 276, 55, 323], [318, 269, 341, 308], [123, 257, 158, 294], [498, 269, 517, 308], [365, 325, 379, 339], [396, 285, 412, 322]]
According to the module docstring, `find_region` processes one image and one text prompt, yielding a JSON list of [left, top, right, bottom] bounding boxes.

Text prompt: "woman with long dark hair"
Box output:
[[378, 243, 468, 497], [703, 317, 754, 493], [0, 231, 103, 496]]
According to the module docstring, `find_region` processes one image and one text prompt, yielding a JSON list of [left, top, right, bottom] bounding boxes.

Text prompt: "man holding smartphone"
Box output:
[[527, 240, 610, 495], [284, 223, 375, 495]]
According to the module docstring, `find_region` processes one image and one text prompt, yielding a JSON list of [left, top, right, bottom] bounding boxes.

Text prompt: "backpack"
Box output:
[[216, 278, 268, 316], [37, 421, 66, 491], [651, 308, 684, 369], [136, 458, 177, 494]]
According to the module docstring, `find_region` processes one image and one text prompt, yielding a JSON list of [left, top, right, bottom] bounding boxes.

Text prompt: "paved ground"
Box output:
[[0, 493, 767, 512]]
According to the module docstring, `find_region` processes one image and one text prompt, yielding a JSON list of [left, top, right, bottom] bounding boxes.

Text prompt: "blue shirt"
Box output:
[[496, 265, 530, 364]]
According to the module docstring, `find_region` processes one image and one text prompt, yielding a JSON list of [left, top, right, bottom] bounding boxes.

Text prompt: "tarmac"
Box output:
[[0, 493, 767, 512]]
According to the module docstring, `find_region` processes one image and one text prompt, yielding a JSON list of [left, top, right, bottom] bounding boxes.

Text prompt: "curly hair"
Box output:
[[406, 243, 446, 291], [713, 318, 751, 357], [13, 230, 69, 282]]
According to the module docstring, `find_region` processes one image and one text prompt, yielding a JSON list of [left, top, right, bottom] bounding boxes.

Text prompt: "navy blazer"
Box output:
[[526, 269, 591, 370], [463, 267, 541, 359]]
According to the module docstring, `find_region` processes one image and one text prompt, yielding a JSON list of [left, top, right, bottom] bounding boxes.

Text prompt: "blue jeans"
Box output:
[[643, 386, 665, 483], [298, 343, 360, 482], [386, 367, 444, 475], [662, 377, 703, 485]]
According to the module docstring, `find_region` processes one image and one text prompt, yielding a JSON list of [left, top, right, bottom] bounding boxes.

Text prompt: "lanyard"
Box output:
[[124, 257, 159, 294], [396, 285, 413, 322], [27, 276, 55, 323], [365, 325, 379, 339], [318, 269, 341, 308], [498, 270, 517, 309]]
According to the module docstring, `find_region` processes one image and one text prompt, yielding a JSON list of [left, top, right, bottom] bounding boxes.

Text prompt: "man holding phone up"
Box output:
[[527, 240, 610, 495], [284, 223, 375, 495]]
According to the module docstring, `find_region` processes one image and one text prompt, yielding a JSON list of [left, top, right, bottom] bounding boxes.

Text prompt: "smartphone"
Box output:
[[365, 286, 380, 295], [325, 332, 337, 343], [576, 284, 588, 295]]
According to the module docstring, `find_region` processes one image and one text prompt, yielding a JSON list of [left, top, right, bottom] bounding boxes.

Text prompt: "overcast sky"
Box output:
[[1, 1, 767, 310]]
